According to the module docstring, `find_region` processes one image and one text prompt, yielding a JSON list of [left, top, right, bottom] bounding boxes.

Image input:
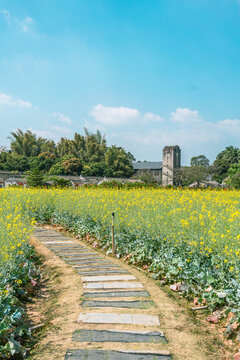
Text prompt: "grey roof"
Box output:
[[0, 171, 23, 180], [133, 162, 162, 170]]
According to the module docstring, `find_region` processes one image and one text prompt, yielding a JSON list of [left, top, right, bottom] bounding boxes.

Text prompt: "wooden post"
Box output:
[[112, 212, 115, 255]]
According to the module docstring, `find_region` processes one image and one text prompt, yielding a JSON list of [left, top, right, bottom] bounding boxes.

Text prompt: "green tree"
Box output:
[[62, 158, 83, 175], [224, 162, 240, 189], [9, 129, 46, 157], [84, 128, 107, 163], [139, 170, 156, 184], [176, 166, 209, 187], [27, 167, 44, 187], [46, 176, 72, 188], [29, 152, 56, 171], [213, 146, 240, 183], [1, 153, 29, 172], [105, 146, 135, 178], [48, 162, 65, 175], [48, 156, 82, 175], [227, 174, 240, 189], [0, 128, 136, 177], [190, 155, 209, 168], [228, 162, 240, 177], [216, 146, 240, 164], [82, 162, 105, 176]]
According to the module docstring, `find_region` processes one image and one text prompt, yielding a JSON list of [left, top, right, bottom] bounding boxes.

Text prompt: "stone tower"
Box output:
[[162, 145, 181, 186]]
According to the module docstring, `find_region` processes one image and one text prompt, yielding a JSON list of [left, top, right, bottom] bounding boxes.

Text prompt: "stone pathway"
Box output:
[[33, 228, 172, 360]]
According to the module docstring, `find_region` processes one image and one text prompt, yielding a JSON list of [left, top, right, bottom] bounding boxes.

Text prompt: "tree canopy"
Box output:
[[190, 155, 209, 168], [212, 146, 240, 183], [0, 129, 135, 178]]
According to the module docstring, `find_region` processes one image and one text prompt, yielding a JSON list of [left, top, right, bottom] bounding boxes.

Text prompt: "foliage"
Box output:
[[0, 189, 38, 358], [175, 166, 209, 186], [0, 129, 135, 178], [139, 170, 158, 184], [213, 146, 240, 183], [48, 156, 83, 175], [26, 167, 44, 187], [226, 174, 240, 189], [190, 155, 210, 168], [105, 145, 135, 177], [82, 162, 105, 176], [83, 181, 160, 189], [225, 162, 240, 189], [46, 176, 72, 188], [9, 129, 55, 158]]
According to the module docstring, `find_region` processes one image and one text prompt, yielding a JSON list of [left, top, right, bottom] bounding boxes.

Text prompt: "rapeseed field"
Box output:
[[0, 187, 239, 356]]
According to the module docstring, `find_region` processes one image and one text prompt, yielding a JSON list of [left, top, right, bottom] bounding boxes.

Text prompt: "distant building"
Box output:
[[133, 146, 181, 185], [133, 162, 162, 182]]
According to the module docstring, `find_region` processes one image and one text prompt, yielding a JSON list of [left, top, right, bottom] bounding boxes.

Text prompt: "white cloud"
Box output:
[[143, 112, 164, 123], [95, 105, 240, 164], [21, 17, 33, 33], [90, 104, 140, 126], [170, 107, 202, 123], [0, 93, 32, 108], [90, 104, 163, 127], [50, 125, 73, 135], [218, 118, 240, 128], [51, 112, 72, 125]]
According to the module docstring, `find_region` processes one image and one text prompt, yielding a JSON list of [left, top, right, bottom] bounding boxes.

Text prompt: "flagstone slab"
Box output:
[[36, 236, 69, 239], [74, 264, 119, 269], [64, 256, 102, 261], [43, 241, 76, 245], [34, 234, 65, 237], [48, 245, 83, 248], [82, 275, 136, 282], [48, 245, 86, 250], [78, 270, 129, 276], [49, 247, 83, 250], [83, 282, 143, 289], [72, 329, 166, 343], [78, 313, 160, 326], [82, 300, 154, 309], [83, 290, 150, 298], [67, 259, 106, 264], [58, 253, 96, 257], [51, 248, 89, 252], [65, 349, 171, 360], [61, 253, 99, 257], [73, 261, 112, 266], [39, 237, 69, 240]]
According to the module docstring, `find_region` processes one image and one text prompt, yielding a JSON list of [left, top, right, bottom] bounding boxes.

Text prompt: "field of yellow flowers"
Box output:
[[25, 187, 240, 325], [1, 187, 240, 357], [0, 189, 39, 358]]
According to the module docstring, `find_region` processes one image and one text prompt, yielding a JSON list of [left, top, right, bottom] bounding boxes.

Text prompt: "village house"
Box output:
[[133, 145, 181, 185]]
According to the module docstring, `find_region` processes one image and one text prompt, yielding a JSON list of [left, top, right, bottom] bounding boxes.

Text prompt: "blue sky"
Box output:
[[0, 0, 240, 164]]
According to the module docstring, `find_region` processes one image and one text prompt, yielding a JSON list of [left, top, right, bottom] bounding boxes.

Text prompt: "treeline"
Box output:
[[176, 147, 240, 188], [0, 129, 135, 178]]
